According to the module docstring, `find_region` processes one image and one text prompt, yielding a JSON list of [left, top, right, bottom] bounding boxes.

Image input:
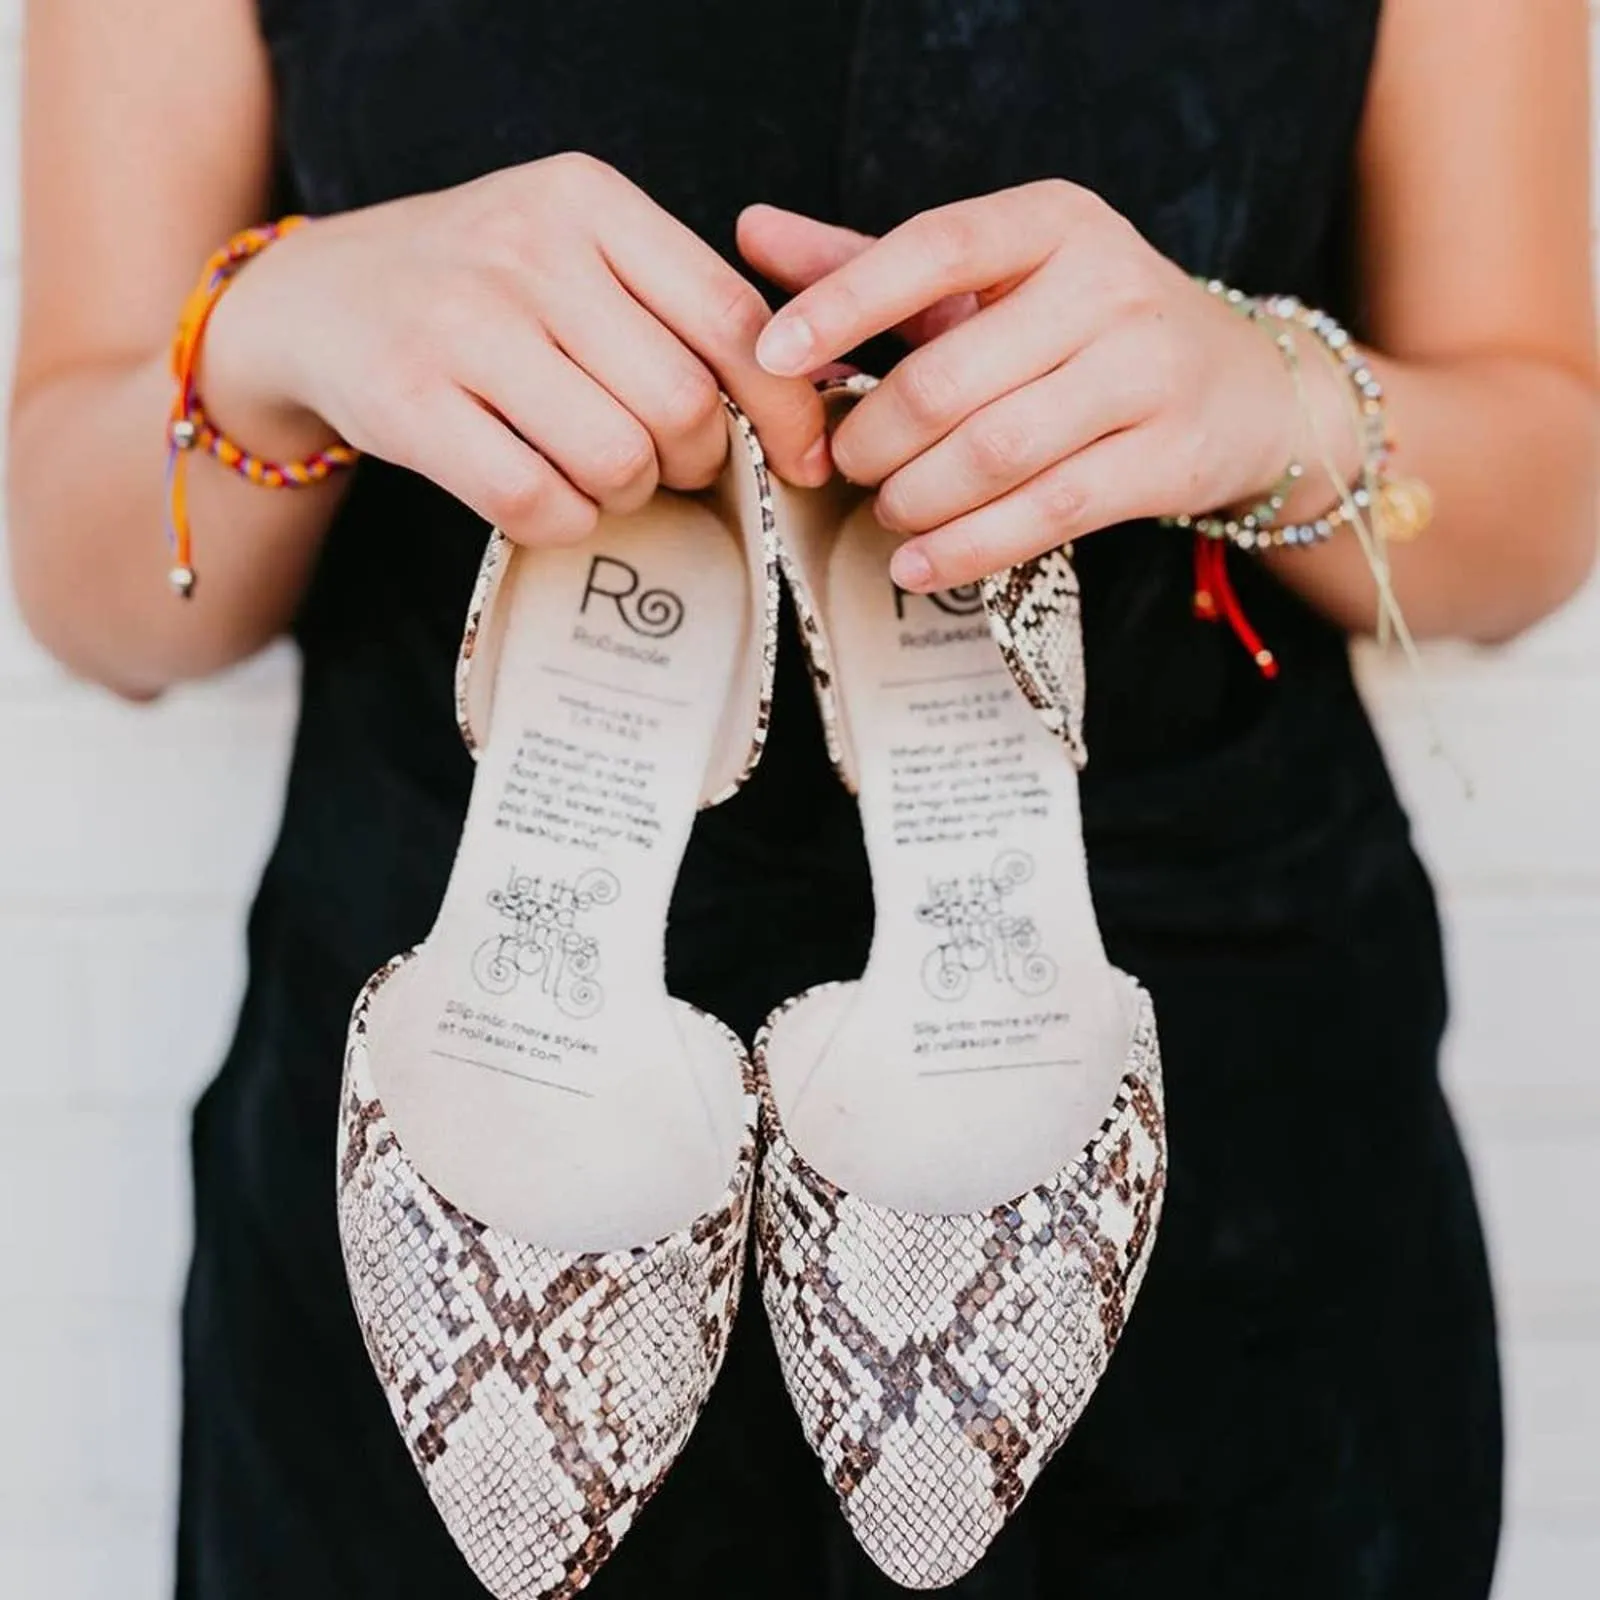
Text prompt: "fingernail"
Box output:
[[890, 543, 933, 592], [757, 314, 814, 376], [799, 435, 832, 485]]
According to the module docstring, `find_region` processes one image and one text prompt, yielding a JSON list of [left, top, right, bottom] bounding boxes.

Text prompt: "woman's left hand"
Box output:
[[740, 182, 1301, 593]]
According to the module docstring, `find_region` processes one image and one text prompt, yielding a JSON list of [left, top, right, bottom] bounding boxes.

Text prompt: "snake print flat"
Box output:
[[759, 379, 1168, 1586], [754, 978, 1163, 1589], [337, 402, 779, 1598]]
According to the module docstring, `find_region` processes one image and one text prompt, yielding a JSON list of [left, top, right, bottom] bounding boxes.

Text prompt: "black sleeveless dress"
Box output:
[[176, 4, 1503, 1596]]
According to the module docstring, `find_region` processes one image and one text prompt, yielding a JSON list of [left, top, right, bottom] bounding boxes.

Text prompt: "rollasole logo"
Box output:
[[892, 581, 989, 647], [578, 555, 686, 639], [892, 582, 983, 620]]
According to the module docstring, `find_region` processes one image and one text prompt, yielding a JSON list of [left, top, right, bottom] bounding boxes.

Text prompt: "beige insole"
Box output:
[[371, 500, 750, 1252], [768, 505, 1137, 1214]]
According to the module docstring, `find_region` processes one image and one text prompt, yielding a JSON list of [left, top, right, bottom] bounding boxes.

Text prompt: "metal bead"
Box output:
[[168, 565, 197, 599], [170, 418, 198, 450]]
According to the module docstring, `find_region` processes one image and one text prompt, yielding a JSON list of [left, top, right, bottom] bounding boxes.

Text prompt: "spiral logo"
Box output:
[[580, 555, 686, 639], [937, 583, 985, 615], [623, 585, 684, 638], [894, 580, 985, 619]]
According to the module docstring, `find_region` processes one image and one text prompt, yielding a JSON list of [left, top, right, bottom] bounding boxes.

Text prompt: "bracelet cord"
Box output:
[[1191, 537, 1279, 679], [1180, 293, 1310, 678], [165, 217, 359, 598], [1270, 313, 1465, 791], [1172, 283, 1412, 681]]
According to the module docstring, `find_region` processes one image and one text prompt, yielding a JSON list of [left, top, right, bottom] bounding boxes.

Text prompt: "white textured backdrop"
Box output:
[[0, 6, 1595, 1596]]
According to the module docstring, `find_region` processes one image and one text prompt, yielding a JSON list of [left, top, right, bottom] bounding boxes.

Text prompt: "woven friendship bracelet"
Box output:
[[165, 217, 359, 597]]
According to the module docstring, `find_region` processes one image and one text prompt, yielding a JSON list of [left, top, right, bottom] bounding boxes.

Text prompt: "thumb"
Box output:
[[737, 204, 978, 350]]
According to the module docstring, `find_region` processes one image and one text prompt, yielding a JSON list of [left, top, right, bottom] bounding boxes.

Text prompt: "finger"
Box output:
[[543, 273, 728, 490], [874, 336, 1160, 534], [886, 426, 1161, 593], [736, 204, 873, 293], [830, 269, 1098, 485], [597, 185, 828, 485], [397, 383, 599, 548], [754, 182, 1075, 378], [453, 320, 660, 512], [739, 202, 982, 352]]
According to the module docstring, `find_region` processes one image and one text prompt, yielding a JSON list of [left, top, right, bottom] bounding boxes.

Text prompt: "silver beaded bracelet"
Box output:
[[1164, 282, 1393, 553]]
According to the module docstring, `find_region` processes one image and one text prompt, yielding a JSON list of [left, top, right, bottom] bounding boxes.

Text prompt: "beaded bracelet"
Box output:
[[1162, 284, 1306, 547], [1162, 281, 1402, 677], [1250, 293, 1394, 550], [1164, 282, 1395, 553], [165, 217, 360, 597], [1259, 301, 1433, 550]]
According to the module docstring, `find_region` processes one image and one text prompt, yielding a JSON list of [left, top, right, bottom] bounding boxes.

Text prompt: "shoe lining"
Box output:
[[766, 503, 1136, 1213], [371, 500, 751, 1251]]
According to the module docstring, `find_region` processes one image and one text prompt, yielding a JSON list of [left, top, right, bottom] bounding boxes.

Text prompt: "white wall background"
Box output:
[[0, 6, 1595, 1596]]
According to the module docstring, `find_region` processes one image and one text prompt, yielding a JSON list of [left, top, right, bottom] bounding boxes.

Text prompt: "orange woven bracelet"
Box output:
[[165, 216, 359, 598]]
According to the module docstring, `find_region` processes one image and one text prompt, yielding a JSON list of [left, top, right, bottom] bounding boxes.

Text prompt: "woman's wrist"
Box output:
[[1274, 329, 1374, 524], [165, 219, 361, 594], [192, 222, 348, 464], [1215, 289, 1367, 527]]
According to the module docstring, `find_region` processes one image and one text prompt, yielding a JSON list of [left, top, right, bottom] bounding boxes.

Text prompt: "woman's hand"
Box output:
[[205, 154, 830, 545], [740, 184, 1305, 593]]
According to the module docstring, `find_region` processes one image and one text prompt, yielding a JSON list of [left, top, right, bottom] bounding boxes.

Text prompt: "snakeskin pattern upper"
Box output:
[[753, 980, 1166, 1591], [337, 954, 759, 1600], [980, 547, 1088, 770]]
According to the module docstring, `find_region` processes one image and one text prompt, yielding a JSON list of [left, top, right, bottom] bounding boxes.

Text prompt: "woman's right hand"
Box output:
[[202, 154, 831, 544]]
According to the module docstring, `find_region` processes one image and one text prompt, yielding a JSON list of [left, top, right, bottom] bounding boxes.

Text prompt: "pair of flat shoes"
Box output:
[[337, 388, 1166, 1597]]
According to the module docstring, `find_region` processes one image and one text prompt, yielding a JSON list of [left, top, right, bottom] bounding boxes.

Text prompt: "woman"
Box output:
[[8, 1, 1596, 1596]]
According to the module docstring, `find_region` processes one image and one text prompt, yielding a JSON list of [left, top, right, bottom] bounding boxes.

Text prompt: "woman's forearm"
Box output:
[[1260, 347, 1598, 645], [6, 0, 343, 697], [7, 344, 348, 700]]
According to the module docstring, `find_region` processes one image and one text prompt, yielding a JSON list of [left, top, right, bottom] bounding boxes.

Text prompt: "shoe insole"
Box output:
[[372, 500, 749, 1252], [772, 505, 1136, 1214]]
